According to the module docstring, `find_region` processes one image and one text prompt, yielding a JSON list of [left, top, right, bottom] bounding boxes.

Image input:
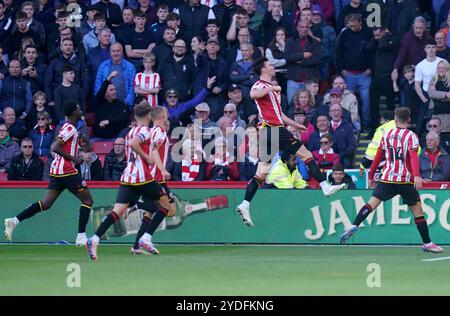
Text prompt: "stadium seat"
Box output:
[[0, 171, 7, 181], [39, 156, 48, 163], [92, 141, 114, 155], [98, 154, 107, 167]]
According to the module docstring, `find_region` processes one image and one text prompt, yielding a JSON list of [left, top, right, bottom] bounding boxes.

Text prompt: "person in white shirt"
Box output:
[[415, 38, 444, 133]]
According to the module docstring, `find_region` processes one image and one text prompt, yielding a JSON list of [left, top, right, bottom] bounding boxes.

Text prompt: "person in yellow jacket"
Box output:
[[359, 112, 396, 177], [266, 152, 308, 189]]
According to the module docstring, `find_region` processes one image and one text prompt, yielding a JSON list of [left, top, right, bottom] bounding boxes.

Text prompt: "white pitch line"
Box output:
[[422, 256, 450, 262]]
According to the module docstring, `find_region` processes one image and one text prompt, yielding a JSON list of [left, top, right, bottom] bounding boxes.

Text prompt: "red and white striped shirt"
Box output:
[[134, 72, 160, 107], [120, 125, 154, 184], [251, 80, 284, 127], [50, 122, 78, 176], [380, 128, 419, 183], [149, 125, 169, 181]]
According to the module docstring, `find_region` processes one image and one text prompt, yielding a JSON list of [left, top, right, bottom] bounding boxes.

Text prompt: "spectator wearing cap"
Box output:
[[285, 18, 323, 105], [194, 37, 229, 121], [226, 83, 258, 124], [311, 4, 336, 83], [329, 103, 355, 167], [163, 77, 215, 132], [419, 130, 450, 181], [365, 26, 400, 131], [94, 43, 136, 110], [335, 13, 373, 132], [7, 137, 43, 180], [312, 0, 334, 26], [92, 0, 123, 29], [76, 143, 103, 181], [192, 102, 219, 149], [103, 137, 127, 181], [158, 39, 196, 102], [92, 71, 130, 139], [312, 133, 340, 171], [316, 87, 354, 127], [262, 0, 289, 47], [229, 42, 259, 101]]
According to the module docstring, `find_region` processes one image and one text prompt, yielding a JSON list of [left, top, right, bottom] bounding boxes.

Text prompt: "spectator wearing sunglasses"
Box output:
[[7, 137, 43, 180], [28, 110, 54, 158], [312, 133, 340, 171]]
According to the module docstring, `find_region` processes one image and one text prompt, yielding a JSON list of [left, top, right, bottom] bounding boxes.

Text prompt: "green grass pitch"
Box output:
[[0, 244, 449, 295]]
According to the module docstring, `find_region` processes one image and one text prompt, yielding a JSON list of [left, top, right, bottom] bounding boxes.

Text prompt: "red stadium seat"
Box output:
[[92, 141, 114, 154], [39, 156, 48, 163], [0, 172, 8, 181]]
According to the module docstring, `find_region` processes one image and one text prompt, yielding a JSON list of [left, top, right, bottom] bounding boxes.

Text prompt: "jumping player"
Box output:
[[340, 107, 444, 253], [129, 106, 175, 255], [4, 101, 94, 246], [86, 103, 171, 260], [236, 58, 346, 227]]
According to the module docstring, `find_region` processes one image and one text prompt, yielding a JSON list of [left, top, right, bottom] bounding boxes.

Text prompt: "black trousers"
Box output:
[[369, 76, 396, 129]]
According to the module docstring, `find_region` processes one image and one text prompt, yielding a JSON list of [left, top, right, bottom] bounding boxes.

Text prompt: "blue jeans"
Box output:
[[343, 72, 372, 129], [287, 80, 305, 105]]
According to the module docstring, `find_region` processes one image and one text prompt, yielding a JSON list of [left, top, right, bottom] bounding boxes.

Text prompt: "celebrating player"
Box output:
[[340, 107, 444, 253], [128, 106, 175, 255], [86, 103, 172, 260], [236, 58, 346, 227], [4, 101, 94, 246]]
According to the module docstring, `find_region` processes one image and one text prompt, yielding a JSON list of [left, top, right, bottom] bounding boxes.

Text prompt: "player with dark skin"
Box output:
[[4, 103, 94, 246]]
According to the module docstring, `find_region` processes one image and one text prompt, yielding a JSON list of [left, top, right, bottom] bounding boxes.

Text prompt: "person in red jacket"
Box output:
[[312, 133, 340, 170]]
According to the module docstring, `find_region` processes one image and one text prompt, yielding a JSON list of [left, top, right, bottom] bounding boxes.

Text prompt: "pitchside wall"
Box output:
[[0, 183, 449, 244]]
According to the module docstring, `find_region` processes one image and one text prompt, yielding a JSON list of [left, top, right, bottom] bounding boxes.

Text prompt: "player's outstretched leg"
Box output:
[[131, 213, 152, 255], [74, 189, 94, 247], [86, 208, 122, 260], [4, 201, 46, 241], [340, 202, 377, 244], [236, 175, 264, 227], [138, 203, 170, 255]]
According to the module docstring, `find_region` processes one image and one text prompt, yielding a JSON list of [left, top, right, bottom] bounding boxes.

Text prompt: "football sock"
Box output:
[[353, 204, 374, 226], [146, 207, 168, 235], [94, 211, 120, 239], [244, 176, 263, 202], [16, 202, 43, 222], [133, 216, 151, 249], [78, 204, 92, 233], [305, 158, 326, 183], [414, 216, 431, 244]]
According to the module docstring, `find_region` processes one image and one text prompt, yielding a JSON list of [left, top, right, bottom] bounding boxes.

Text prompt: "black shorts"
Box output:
[[140, 182, 173, 203], [258, 126, 303, 162], [48, 173, 87, 194], [115, 181, 164, 204], [372, 182, 421, 206]]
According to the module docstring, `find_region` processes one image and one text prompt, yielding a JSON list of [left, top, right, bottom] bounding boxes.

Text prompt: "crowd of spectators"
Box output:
[[0, 0, 450, 184]]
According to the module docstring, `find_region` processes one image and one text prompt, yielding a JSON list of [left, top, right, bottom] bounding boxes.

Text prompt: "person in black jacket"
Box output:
[[76, 143, 103, 181], [327, 163, 356, 189], [92, 71, 130, 139], [367, 26, 400, 130], [102, 137, 127, 181], [20, 45, 47, 96], [7, 137, 43, 180], [92, 0, 123, 29]]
